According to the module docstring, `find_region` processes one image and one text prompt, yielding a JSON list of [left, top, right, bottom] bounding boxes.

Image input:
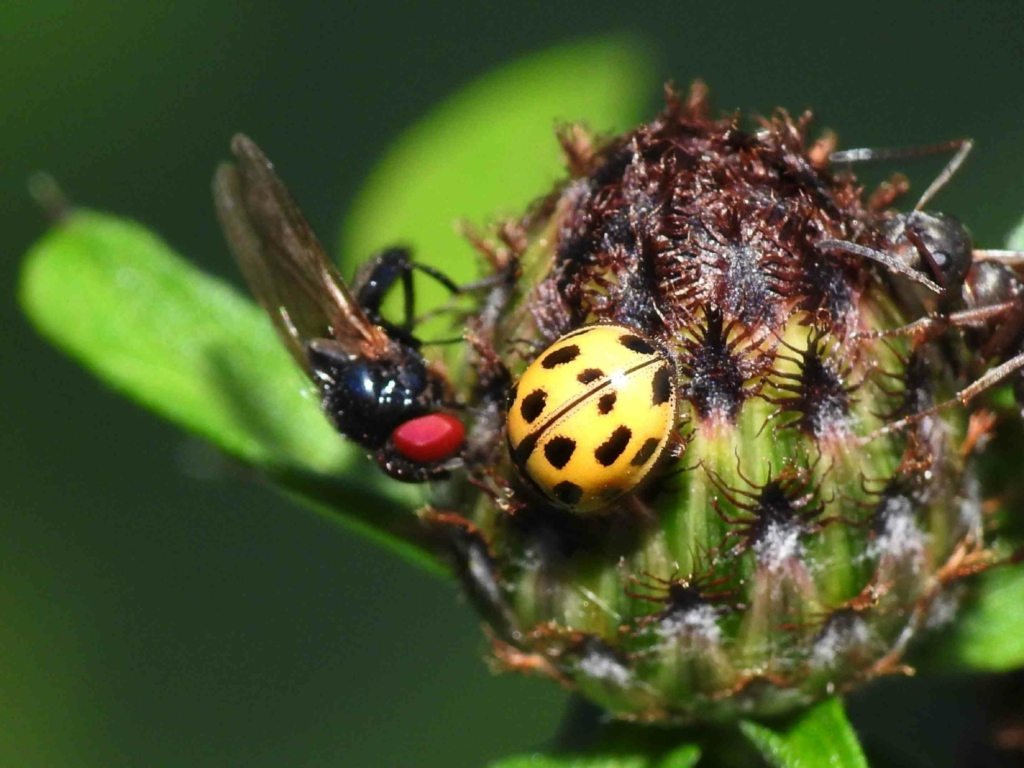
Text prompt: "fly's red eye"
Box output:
[[391, 413, 465, 463]]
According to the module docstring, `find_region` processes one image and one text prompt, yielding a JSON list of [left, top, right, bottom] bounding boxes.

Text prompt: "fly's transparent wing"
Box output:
[[213, 134, 387, 371]]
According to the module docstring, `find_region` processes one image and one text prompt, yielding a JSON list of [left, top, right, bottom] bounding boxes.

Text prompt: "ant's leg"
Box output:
[[945, 351, 1024, 409], [964, 301, 1024, 360], [946, 301, 1020, 331], [829, 138, 974, 210], [861, 347, 1024, 444]]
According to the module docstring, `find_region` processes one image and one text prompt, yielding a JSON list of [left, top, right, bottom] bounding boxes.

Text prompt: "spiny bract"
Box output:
[[421, 82, 1001, 723]]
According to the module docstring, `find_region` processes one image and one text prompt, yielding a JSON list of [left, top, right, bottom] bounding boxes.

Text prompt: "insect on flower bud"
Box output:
[[219, 83, 1023, 723]]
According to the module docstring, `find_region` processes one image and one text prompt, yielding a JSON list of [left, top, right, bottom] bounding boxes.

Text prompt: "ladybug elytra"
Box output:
[[507, 324, 678, 512]]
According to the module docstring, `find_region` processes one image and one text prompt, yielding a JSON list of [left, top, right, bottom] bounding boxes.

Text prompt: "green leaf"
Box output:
[[488, 743, 700, 768], [740, 698, 868, 768], [19, 210, 438, 573], [930, 562, 1024, 671], [340, 36, 657, 335], [22, 212, 339, 471]]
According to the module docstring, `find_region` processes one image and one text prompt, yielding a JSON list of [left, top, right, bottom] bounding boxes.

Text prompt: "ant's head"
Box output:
[[887, 211, 974, 300], [818, 211, 974, 305]]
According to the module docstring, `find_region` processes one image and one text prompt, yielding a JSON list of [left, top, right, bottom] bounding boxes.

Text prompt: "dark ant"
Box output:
[[214, 135, 470, 482], [819, 138, 1024, 435]]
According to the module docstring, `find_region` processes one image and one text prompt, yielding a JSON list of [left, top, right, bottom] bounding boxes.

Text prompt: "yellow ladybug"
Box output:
[[507, 324, 678, 512]]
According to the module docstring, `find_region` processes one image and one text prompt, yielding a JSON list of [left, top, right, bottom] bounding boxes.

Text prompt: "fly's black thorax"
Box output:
[[307, 340, 436, 448]]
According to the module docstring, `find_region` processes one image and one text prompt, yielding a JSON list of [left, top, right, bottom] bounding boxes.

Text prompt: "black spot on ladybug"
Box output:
[[598, 391, 617, 414], [541, 345, 580, 368], [595, 426, 632, 466], [512, 431, 540, 464], [631, 437, 660, 466], [520, 389, 547, 423], [544, 436, 576, 469], [553, 480, 583, 506], [619, 334, 656, 355], [577, 368, 604, 384], [651, 366, 672, 406]]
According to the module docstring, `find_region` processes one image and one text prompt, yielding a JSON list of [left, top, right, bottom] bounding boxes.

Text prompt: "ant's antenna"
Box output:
[[914, 139, 974, 211], [817, 239, 943, 294], [828, 138, 975, 212], [830, 139, 967, 165]]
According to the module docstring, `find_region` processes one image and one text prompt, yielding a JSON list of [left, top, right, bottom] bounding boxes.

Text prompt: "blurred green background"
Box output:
[[3, 2, 1024, 766]]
